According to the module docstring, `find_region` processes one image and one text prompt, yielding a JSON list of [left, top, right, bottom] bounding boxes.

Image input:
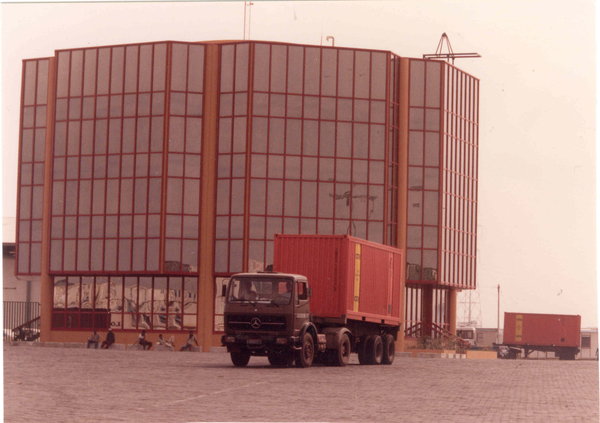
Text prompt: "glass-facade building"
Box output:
[[15, 40, 478, 348]]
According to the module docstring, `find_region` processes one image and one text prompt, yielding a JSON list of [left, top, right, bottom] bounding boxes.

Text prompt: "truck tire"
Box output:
[[230, 350, 251, 367], [358, 335, 371, 365], [268, 352, 294, 367], [330, 333, 351, 366], [366, 335, 383, 365], [296, 332, 315, 368], [382, 334, 395, 365]]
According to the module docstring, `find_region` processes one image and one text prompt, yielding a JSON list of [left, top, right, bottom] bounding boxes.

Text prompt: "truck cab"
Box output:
[[221, 272, 320, 367]]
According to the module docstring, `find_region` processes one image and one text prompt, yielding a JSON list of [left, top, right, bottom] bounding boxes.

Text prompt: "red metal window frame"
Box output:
[[16, 58, 51, 276]]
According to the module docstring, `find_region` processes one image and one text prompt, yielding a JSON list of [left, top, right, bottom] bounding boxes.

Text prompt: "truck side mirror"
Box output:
[[221, 281, 228, 297], [307, 287, 312, 298]]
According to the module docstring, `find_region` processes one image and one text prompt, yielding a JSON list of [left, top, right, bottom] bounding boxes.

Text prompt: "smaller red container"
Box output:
[[503, 312, 581, 348], [273, 234, 404, 326]]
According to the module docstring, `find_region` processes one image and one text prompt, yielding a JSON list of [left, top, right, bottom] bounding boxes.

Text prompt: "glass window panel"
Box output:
[[353, 160, 368, 183], [250, 179, 266, 215], [337, 98, 352, 121], [424, 132, 440, 167], [423, 191, 439, 226], [318, 182, 334, 218], [184, 277, 198, 314], [426, 61, 441, 108], [231, 179, 246, 215], [320, 97, 335, 120], [301, 218, 317, 235], [270, 44, 287, 93], [408, 131, 424, 166], [336, 122, 352, 158], [183, 179, 200, 215], [407, 190, 423, 225], [110, 47, 124, 94], [424, 168, 439, 191], [152, 92, 165, 115], [96, 48, 111, 95], [354, 51, 370, 99], [235, 93, 249, 117], [302, 120, 318, 155], [338, 49, 353, 98], [67, 121, 81, 156], [319, 158, 334, 182], [229, 240, 243, 273], [171, 43, 188, 92], [36, 59, 49, 104], [353, 124, 369, 159], [302, 157, 317, 180], [423, 226, 438, 249], [407, 225, 422, 248], [285, 119, 302, 154], [153, 43, 167, 91], [301, 182, 317, 217], [283, 156, 299, 180], [371, 52, 387, 100], [335, 159, 351, 182], [321, 48, 337, 97], [283, 217, 299, 234], [56, 52, 70, 98], [353, 99, 369, 123], [284, 181, 300, 216], [95, 277, 109, 310], [103, 239, 117, 271], [410, 60, 425, 107], [267, 180, 283, 215], [249, 216, 265, 239], [304, 47, 320, 95], [221, 44, 235, 93], [303, 96, 319, 120], [235, 43, 249, 91], [426, 109, 440, 131]]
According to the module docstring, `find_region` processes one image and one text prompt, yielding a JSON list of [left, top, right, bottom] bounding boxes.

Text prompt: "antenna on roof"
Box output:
[[244, 2, 254, 40], [423, 33, 481, 64]]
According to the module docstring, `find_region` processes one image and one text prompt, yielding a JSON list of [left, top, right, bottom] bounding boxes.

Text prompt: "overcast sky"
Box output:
[[1, 0, 597, 328]]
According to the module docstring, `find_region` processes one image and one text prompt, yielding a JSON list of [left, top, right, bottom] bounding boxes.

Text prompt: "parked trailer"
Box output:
[[499, 312, 581, 360], [221, 234, 404, 367]]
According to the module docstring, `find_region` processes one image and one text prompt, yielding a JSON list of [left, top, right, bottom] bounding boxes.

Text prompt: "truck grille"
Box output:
[[226, 314, 287, 332]]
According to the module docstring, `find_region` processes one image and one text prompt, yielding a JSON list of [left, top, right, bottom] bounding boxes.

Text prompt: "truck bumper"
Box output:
[[221, 334, 300, 354]]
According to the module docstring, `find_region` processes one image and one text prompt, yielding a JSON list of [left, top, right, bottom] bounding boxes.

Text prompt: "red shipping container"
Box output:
[[273, 234, 403, 326], [503, 312, 581, 348]]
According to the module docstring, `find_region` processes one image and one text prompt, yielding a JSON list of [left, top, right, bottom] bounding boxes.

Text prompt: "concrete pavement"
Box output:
[[3, 345, 599, 422]]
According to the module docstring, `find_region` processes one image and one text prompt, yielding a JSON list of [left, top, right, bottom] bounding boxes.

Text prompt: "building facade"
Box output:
[[15, 40, 479, 349]]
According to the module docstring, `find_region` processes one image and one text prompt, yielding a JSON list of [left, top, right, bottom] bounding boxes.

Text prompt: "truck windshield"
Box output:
[[227, 277, 293, 305]]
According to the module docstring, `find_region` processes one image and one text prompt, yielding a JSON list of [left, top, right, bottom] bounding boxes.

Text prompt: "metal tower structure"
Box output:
[[457, 289, 483, 327], [423, 33, 481, 64]]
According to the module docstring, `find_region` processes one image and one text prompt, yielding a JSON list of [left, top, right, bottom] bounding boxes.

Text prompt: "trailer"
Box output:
[[499, 312, 581, 360], [221, 234, 404, 368]]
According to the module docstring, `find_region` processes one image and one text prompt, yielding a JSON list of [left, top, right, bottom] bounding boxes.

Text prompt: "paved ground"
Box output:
[[3, 345, 599, 423]]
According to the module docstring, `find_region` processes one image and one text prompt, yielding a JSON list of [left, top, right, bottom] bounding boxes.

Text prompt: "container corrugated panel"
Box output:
[[503, 312, 581, 348], [273, 234, 403, 326]]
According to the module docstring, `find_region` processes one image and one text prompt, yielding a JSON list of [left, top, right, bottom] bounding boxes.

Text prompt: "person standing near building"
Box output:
[[86, 330, 100, 349], [180, 331, 199, 351], [101, 328, 115, 349], [138, 330, 152, 350]]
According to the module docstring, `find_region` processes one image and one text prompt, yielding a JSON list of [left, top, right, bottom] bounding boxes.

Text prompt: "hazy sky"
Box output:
[[1, 1, 597, 328]]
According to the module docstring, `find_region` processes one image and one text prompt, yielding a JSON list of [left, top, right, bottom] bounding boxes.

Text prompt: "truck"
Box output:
[[498, 312, 581, 360], [221, 234, 404, 368]]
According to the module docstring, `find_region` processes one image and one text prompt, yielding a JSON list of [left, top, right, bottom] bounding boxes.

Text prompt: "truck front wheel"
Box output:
[[230, 350, 251, 367], [296, 333, 315, 368], [382, 334, 395, 365]]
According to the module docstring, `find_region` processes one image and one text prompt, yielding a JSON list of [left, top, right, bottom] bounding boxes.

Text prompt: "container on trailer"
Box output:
[[273, 234, 404, 326], [503, 312, 581, 348]]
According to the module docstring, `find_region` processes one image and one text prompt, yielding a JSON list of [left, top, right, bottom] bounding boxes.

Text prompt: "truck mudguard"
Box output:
[[322, 327, 353, 350]]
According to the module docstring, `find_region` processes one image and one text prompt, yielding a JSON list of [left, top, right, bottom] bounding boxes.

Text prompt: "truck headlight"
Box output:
[[276, 338, 288, 344], [224, 336, 236, 343]]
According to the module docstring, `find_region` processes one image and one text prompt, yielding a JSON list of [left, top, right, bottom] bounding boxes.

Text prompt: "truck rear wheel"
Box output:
[[230, 350, 251, 367], [382, 334, 395, 365], [296, 332, 314, 368], [330, 333, 351, 366], [367, 335, 383, 365], [358, 335, 371, 365]]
